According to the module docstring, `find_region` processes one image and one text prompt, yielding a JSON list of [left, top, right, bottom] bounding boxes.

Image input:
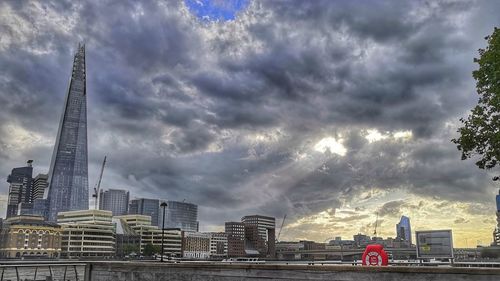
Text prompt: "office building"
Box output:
[[302, 240, 326, 260], [32, 199, 49, 219], [183, 232, 210, 259], [117, 214, 152, 228], [225, 221, 245, 257], [244, 224, 265, 256], [6, 161, 34, 218], [46, 44, 89, 221], [353, 233, 371, 247], [242, 215, 275, 242], [162, 201, 198, 232], [227, 236, 245, 257], [116, 215, 183, 257], [242, 215, 276, 258], [32, 174, 48, 200], [209, 232, 228, 258], [14, 173, 48, 217], [112, 217, 141, 257], [276, 241, 305, 260], [225, 221, 245, 239], [99, 189, 129, 216], [17, 202, 34, 216], [0, 215, 61, 259], [129, 198, 160, 226], [57, 210, 115, 258], [396, 215, 412, 246]]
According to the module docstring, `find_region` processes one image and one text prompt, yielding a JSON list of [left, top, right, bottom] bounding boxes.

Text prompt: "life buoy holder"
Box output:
[[361, 244, 388, 266]]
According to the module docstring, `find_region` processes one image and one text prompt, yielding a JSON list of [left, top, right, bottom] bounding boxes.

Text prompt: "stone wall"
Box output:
[[87, 262, 500, 281]]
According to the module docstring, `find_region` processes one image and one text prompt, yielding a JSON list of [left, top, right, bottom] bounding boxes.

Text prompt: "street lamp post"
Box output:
[[160, 202, 168, 262]]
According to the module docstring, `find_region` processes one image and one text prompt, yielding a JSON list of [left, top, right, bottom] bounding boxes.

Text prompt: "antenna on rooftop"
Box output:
[[373, 212, 379, 236]]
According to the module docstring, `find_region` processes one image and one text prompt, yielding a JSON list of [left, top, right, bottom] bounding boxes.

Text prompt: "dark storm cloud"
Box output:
[[185, 0, 475, 138], [1, 0, 500, 235]]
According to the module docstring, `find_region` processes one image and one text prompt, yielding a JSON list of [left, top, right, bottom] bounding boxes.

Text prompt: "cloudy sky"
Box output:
[[1, 0, 500, 247]]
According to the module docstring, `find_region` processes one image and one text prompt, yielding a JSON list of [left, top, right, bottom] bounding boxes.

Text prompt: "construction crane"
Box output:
[[92, 156, 107, 210], [277, 214, 287, 242], [373, 212, 379, 237]]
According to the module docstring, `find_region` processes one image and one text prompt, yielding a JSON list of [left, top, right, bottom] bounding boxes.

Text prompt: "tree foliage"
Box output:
[[123, 244, 140, 255], [143, 243, 161, 256], [452, 28, 500, 170], [480, 247, 500, 259]]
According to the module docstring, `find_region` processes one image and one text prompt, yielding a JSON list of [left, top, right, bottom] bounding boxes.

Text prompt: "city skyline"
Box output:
[[1, 1, 500, 247]]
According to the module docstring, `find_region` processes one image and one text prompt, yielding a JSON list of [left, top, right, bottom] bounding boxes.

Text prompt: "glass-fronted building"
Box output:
[[6, 162, 33, 218], [46, 44, 89, 221], [396, 215, 412, 246], [99, 189, 129, 216], [128, 198, 160, 226], [162, 201, 199, 232]]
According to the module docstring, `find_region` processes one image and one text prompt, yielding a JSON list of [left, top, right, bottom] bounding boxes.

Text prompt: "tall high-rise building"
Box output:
[[46, 44, 89, 221], [128, 198, 160, 226], [32, 174, 48, 201], [396, 215, 412, 246], [6, 160, 34, 218], [161, 201, 199, 232], [241, 215, 276, 258], [99, 189, 129, 216]]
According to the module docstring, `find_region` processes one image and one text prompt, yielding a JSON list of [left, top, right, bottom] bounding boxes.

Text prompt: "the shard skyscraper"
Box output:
[[46, 44, 89, 221]]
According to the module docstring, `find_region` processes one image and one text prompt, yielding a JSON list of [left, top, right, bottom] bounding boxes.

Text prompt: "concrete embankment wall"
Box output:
[[87, 262, 500, 281]]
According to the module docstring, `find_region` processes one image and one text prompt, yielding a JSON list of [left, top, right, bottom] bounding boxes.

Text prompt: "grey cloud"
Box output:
[[378, 200, 405, 217], [332, 214, 370, 223], [454, 217, 470, 224], [169, 122, 216, 153], [0, 0, 499, 236]]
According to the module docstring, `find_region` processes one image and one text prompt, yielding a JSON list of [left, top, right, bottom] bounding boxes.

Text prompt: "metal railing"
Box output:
[[270, 260, 500, 268], [0, 263, 86, 281]]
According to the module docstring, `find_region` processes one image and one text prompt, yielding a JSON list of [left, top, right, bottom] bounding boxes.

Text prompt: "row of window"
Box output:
[[16, 230, 60, 235]]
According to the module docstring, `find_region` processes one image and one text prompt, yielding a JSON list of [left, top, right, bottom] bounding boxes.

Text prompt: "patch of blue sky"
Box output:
[[185, 0, 249, 21]]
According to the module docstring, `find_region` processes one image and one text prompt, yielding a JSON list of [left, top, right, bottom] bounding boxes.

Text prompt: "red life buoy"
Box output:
[[362, 244, 388, 266]]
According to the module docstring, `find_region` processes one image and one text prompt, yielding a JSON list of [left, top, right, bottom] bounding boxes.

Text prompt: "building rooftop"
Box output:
[[4, 215, 60, 228]]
